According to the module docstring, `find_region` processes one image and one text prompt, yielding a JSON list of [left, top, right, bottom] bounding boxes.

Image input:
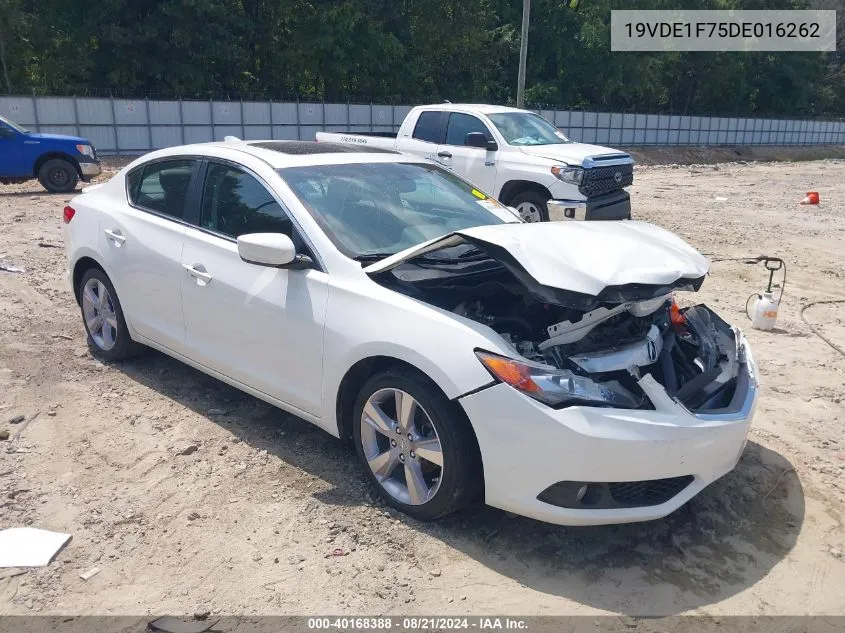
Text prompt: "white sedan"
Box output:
[[63, 140, 758, 526]]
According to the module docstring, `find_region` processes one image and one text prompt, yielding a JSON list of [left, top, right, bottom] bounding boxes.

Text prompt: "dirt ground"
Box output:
[[0, 153, 844, 618]]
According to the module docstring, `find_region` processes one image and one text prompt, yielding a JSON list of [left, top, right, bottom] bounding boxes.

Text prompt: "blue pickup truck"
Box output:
[[0, 114, 101, 193]]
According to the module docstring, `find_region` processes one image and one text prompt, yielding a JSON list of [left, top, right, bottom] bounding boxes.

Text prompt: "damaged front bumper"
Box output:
[[458, 334, 757, 526]]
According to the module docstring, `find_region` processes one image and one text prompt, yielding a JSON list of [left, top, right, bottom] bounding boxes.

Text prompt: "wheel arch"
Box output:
[[498, 180, 552, 206], [335, 354, 485, 496], [33, 152, 82, 179], [72, 256, 107, 305]]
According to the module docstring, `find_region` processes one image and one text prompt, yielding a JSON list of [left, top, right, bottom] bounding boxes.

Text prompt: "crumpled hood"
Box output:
[[365, 221, 710, 301], [519, 143, 631, 166]]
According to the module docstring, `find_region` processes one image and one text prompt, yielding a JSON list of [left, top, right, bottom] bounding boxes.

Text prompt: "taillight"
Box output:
[[63, 206, 76, 224]]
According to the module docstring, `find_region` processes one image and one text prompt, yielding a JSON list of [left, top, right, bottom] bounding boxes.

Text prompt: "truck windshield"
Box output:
[[487, 112, 570, 146], [0, 114, 28, 134], [279, 162, 517, 259]]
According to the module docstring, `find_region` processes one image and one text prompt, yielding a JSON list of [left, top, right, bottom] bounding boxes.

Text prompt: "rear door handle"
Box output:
[[437, 151, 452, 158], [183, 264, 212, 284], [103, 229, 126, 246]]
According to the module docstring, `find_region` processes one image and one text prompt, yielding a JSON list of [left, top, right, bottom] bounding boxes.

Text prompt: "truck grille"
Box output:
[[580, 163, 634, 197]]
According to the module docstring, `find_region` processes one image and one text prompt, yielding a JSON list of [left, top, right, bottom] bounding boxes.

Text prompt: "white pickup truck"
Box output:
[[316, 103, 634, 222]]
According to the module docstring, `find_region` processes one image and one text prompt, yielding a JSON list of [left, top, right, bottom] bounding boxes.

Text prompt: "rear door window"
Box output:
[[127, 159, 196, 220], [412, 111, 444, 143]]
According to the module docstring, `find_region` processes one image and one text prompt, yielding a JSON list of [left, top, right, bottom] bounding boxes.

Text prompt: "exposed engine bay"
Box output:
[[371, 245, 743, 413]]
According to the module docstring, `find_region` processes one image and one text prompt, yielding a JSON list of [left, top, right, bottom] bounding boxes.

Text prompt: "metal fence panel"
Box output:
[[0, 96, 36, 124], [3, 95, 844, 154], [148, 100, 181, 125], [76, 98, 112, 124]]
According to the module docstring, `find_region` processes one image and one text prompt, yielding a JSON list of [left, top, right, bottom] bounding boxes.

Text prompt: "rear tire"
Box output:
[[352, 368, 482, 521], [78, 268, 141, 361], [511, 190, 550, 222], [38, 159, 79, 194]]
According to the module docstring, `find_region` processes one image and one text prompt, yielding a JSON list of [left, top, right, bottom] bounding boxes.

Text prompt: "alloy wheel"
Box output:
[[81, 278, 118, 351], [359, 388, 444, 506]]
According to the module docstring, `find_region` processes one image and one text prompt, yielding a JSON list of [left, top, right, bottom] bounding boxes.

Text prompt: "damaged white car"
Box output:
[[64, 140, 758, 526]]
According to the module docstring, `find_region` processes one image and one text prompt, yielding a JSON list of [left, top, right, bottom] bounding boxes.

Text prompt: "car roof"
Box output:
[[142, 140, 425, 169]]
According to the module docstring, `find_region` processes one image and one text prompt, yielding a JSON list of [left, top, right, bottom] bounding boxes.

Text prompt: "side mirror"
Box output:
[[0, 126, 14, 138], [237, 233, 312, 269], [464, 132, 497, 151]]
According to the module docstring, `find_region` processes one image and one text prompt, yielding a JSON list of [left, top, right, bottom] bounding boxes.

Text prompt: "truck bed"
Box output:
[[315, 131, 397, 149]]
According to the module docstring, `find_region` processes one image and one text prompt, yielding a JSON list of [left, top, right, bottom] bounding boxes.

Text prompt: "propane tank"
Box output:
[[749, 291, 779, 331]]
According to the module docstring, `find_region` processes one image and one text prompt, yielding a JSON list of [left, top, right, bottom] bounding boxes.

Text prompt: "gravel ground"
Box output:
[[0, 156, 843, 617]]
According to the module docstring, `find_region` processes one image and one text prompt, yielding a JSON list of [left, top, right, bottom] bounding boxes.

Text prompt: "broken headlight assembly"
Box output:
[[475, 351, 641, 409]]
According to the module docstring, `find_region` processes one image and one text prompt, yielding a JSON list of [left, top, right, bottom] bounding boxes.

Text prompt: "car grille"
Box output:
[[608, 475, 694, 507], [580, 163, 634, 197]]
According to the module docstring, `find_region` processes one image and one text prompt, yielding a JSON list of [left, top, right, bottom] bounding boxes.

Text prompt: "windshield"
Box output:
[[487, 112, 571, 146], [0, 114, 28, 134], [279, 162, 517, 259]]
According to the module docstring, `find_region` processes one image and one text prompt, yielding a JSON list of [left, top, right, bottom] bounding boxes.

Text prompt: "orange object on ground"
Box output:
[[800, 191, 820, 205]]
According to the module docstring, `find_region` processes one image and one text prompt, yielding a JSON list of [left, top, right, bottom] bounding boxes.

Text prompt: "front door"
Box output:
[[0, 124, 22, 177], [180, 160, 328, 415], [435, 112, 498, 196]]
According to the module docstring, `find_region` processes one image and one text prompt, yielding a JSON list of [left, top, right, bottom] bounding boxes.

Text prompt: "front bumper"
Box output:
[[78, 159, 102, 179], [458, 336, 758, 526], [547, 190, 631, 221]]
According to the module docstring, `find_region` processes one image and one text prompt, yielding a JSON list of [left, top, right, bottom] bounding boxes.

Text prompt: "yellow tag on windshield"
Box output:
[[471, 189, 487, 200]]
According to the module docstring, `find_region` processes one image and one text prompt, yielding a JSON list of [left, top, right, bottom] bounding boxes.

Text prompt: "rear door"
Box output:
[[179, 160, 328, 415], [98, 158, 198, 352], [436, 112, 497, 196], [395, 110, 446, 164]]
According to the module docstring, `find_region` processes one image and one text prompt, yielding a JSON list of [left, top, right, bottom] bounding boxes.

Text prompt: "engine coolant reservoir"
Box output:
[[750, 291, 779, 331]]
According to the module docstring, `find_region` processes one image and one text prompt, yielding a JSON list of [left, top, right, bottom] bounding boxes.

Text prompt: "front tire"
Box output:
[[78, 268, 139, 361], [38, 159, 79, 194], [352, 368, 482, 521], [511, 190, 550, 222]]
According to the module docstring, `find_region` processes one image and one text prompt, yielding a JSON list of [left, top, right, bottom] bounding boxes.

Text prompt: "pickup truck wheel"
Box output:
[[511, 191, 549, 222], [38, 159, 79, 194]]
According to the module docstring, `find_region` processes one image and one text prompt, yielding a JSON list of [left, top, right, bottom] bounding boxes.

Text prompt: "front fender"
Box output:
[[319, 280, 512, 434]]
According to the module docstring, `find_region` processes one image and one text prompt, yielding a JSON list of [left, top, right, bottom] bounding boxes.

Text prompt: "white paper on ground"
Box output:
[[0, 528, 71, 567]]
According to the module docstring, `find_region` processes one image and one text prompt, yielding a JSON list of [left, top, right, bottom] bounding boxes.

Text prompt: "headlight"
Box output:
[[76, 144, 95, 158], [476, 351, 641, 408], [551, 165, 584, 185]]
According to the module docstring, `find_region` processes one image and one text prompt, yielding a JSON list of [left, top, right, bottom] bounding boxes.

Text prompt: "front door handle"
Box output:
[[437, 151, 452, 158], [183, 264, 212, 284], [104, 229, 126, 246]]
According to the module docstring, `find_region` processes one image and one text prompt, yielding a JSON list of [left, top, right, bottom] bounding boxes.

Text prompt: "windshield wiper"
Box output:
[[353, 252, 395, 262]]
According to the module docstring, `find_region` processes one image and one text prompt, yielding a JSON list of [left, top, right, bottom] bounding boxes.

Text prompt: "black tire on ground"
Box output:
[[78, 268, 142, 361], [38, 158, 79, 194], [352, 368, 483, 521], [510, 190, 550, 222]]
